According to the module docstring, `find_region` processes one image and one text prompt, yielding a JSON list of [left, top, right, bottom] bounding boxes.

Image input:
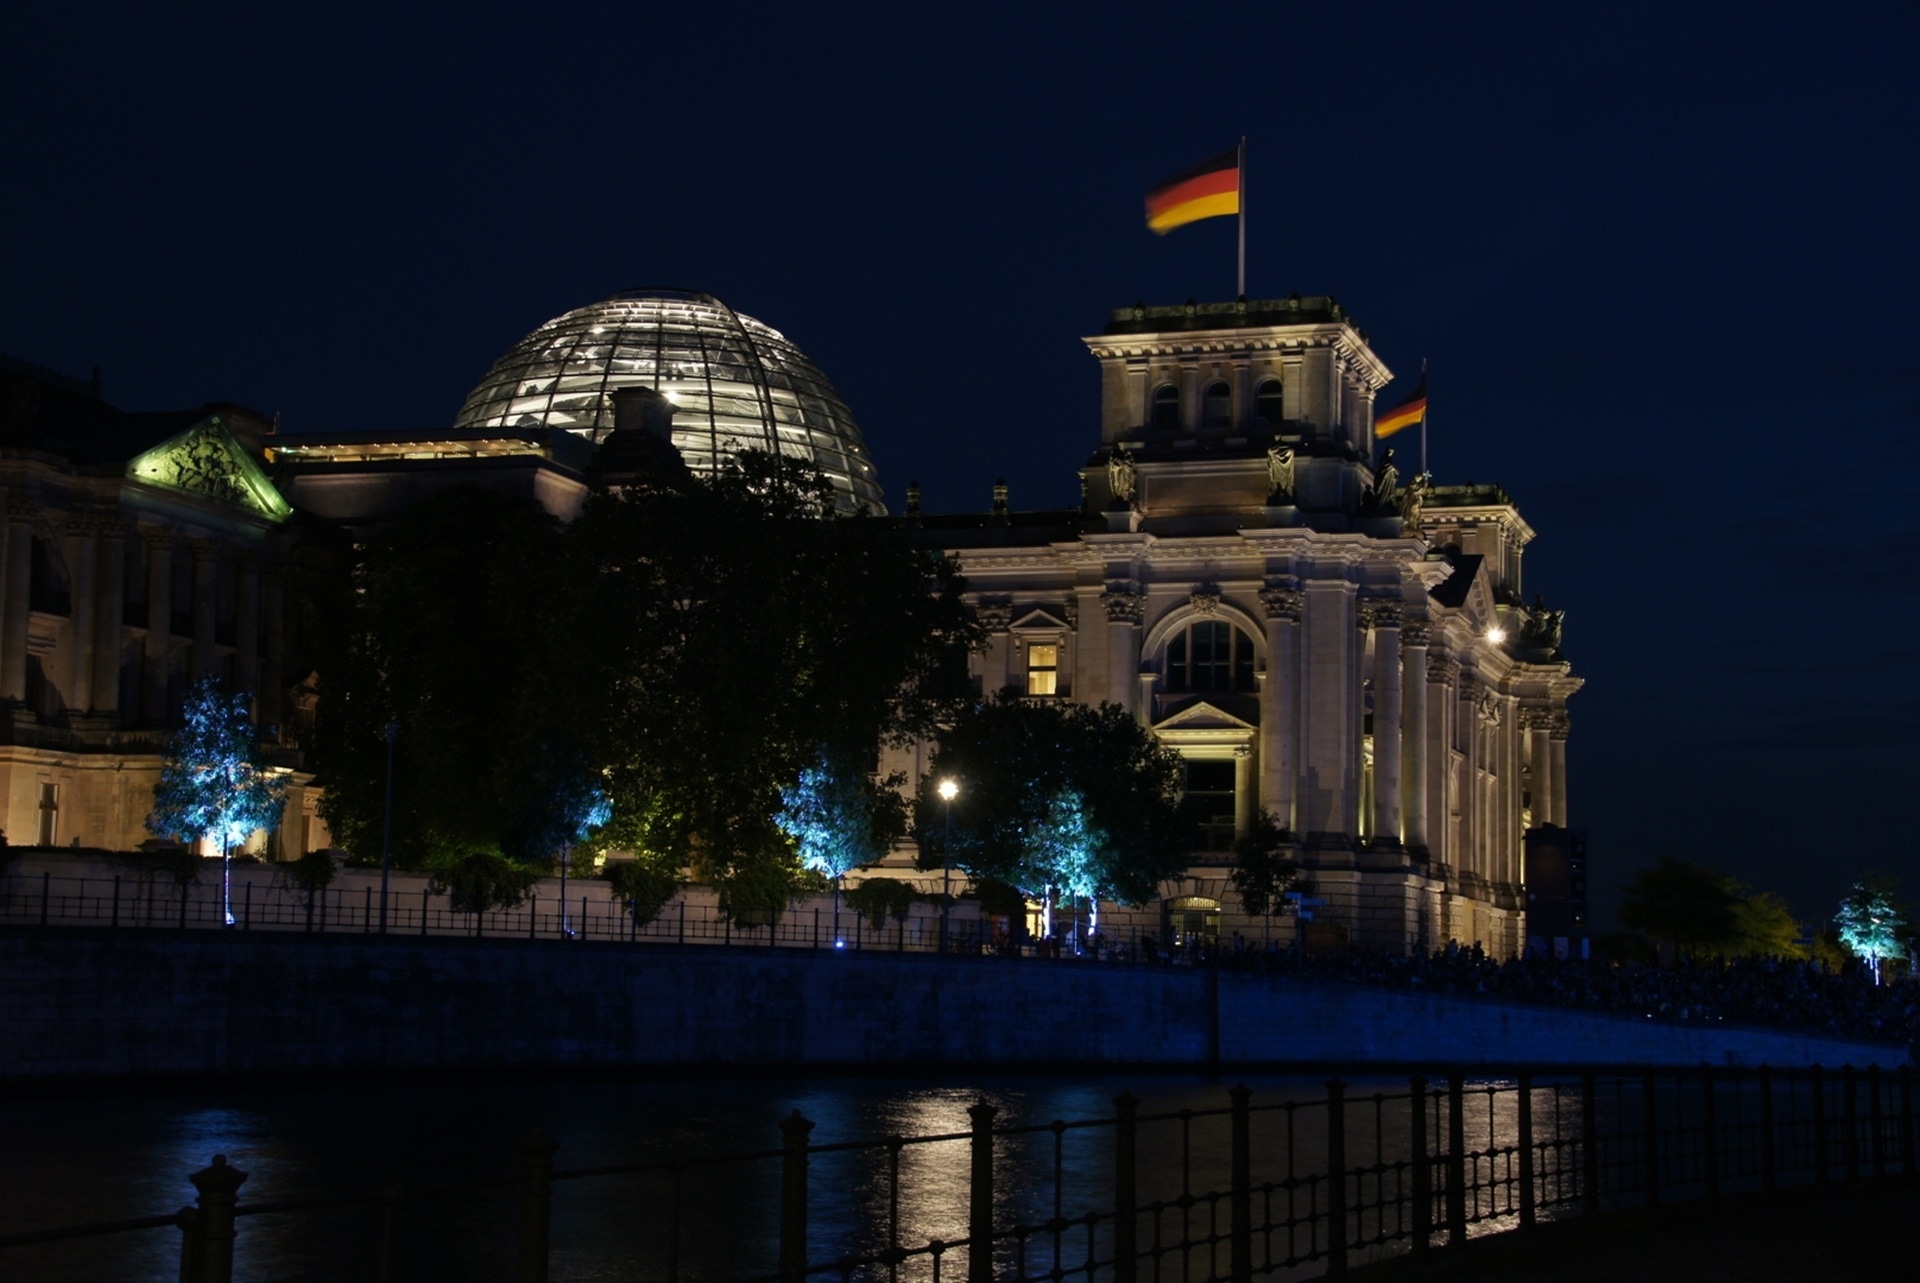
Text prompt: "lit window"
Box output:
[[1202, 381, 1232, 431], [1150, 385, 1179, 432], [1165, 620, 1256, 693], [1256, 379, 1284, 427], [1027, 643, 1059, 696]]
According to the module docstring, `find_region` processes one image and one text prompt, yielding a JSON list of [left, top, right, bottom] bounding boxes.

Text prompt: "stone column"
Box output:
[[1425, 652, 1459, 872], [190, 539, 218, 683], [0, 501, 34, 701], [143, 530, 173, 722], [1400, 623, 1430, 851], [1524, 709, 1554, 831], [1100, 581, 1143, 719], [1300, 580, 1358, 844], [90, 520, 126, 717], [64, 518, 97, 711], [1259, 581, 1301, 831], [233, 550, 260, 702], [1548, 711, 1570, 827], [1365, 599, 1403, 846], [260, 562, 285, 731], [1233, 745, 1254, 838]]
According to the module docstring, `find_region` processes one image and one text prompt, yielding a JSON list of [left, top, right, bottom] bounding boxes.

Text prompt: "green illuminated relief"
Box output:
[[125, 418, 292, 522]]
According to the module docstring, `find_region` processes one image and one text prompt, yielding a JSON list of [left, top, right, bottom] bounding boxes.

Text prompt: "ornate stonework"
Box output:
[[1100, 581, 1145, 623], [1189, 584, 1221, 615], [1359, 598, 1402, 630], [125, 419, 292, 522], [1426, 653, 1460, 685], [1259, 582, 1303, 621], [1400, 621, 1431, 648], [974, 600, 1012, 633]]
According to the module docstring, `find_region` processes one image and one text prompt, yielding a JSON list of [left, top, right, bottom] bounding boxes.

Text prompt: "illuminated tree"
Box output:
[[1835, 878, 1905, 984], [921, 694, 1193, 940], [147, 675, 287, 926]]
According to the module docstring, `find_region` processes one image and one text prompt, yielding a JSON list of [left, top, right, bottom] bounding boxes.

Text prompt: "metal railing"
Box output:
[[3, 1064, 1914, 1281], [0, 868, 986, 953]]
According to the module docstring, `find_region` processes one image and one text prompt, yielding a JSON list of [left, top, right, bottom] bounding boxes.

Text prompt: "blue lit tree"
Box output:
[[1835, 877, 1905, 985], [147, 675, 287, 926], [776, 748, 908, 937]]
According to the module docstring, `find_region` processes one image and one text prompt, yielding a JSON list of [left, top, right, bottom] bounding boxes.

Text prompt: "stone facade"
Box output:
[[893, 299, 1582, 957]]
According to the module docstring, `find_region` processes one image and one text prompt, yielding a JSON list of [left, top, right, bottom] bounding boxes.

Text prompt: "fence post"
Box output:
[[420, 887, 429, 936], [40, 870, 49, 925], [1843, 1065, 1861, 1182], [1409, 1076, 1431, 1257], [1760, 1066, 1777, 1193], [529, 893, 538, 940], [1902, 1065, 1916, 1177], [179, 877, 189, 929], [363, 885, 372, 933], [243, 882, 252, 931], [185, 1154, 247, 1283], [1328, 1079, 1349, 1278], [1230, 1084, 1252, 1283], [778, 1110, 814, 1283], [515, 1132, 557, 1283], [1517, 1074, 1535, 1231], [967, 1100, 997, 1283], [1114, 1092, 1138, 1283], [1445, 1074, 1466, 1248], [1812, 1065, 1829, 1183], [1700, 1067, 1719, 1200], [1581, 1072, 1600, 1217], [1869, 1066, 1886, 1178], [1642, 1072, 1659, 1207], [112, 876, 121, 929]]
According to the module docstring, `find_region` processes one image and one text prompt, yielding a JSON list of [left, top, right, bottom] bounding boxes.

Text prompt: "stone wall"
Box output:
[[0, 927, 1903, 1082]]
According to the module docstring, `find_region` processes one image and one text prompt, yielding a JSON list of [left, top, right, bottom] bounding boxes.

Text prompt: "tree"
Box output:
[[604, 857, 680, 929], [844, 876, 920, 930], [1835, 877, 1905, 984], [148, 675, 287, 926], [919, 694, 1194, 939], [1228, 811, 1300, 919], [1618, 858, 1743, 960], [428, 850, 540, 936]]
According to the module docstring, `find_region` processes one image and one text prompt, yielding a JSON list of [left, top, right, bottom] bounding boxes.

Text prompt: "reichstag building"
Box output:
[[0, 288, 1580, 956]]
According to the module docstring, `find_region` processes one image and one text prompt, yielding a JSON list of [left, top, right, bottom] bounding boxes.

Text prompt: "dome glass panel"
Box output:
[[455, 289, 884, 513]]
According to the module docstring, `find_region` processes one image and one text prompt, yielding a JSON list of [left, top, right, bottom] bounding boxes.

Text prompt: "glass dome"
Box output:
[[455, 289, 884, 513]]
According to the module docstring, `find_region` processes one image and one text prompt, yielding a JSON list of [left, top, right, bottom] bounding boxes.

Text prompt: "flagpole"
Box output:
[[1236, 136, 1247, 298], [1419, 358, 1429, 478]]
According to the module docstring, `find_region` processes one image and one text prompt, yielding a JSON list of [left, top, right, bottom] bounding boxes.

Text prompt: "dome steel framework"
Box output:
[[454, 289, 884, 513]]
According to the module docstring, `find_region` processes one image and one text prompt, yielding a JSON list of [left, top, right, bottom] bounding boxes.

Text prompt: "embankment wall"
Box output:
[[0, 928, 1903, 1081]]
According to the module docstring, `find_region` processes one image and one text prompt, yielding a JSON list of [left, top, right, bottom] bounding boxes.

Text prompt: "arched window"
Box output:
[[1150, 385, 1179, 432], [1255, 378, 1284, 427], [1165, 620, 1256, 693], [1201, 381, 1232, 431]]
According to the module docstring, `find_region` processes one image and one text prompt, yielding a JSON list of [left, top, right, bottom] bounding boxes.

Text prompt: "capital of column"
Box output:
[[1541, 708, 1571, 738], [1426, 652, 1460, 684], [1101, 580, 1145, 623], [188, 536, 221, 563], [1358, 598, 1403, 630], [974, 599, 1011, 633], [140, 526, 175, 552], [1400, 621, 1431, 648], [1258, 580, 1302, 621]]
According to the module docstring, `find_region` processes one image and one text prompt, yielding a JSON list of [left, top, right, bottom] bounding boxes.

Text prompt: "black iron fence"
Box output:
[[3, 1064, 1914, 1282], [0, 868, 983, 953]]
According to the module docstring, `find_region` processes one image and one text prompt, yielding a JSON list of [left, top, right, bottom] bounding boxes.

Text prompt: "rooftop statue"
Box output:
[[1107, 445, 1137, 506], [1366, 448, 1400, 509], [1399, 471, 1430, 533]]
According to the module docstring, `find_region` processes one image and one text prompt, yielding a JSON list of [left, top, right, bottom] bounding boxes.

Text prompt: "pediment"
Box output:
[[1012, 607, 1071, 630], [1154, 699, 1256, 732], [127, 416, 292, 522]]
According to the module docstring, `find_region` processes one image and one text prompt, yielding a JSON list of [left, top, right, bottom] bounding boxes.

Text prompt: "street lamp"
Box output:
[[938, 778, 959, 953]]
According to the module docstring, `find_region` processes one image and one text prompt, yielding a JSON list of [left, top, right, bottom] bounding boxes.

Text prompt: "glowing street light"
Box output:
[[938, 778, 959, 953], [1485, 626, 1506, 644]]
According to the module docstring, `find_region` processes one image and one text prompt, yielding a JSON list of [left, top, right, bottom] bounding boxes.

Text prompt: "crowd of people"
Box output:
[[1090, 932, 1920, 1048]]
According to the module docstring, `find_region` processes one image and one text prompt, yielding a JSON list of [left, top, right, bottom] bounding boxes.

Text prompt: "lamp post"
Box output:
[[938, 778, 958, 953], [379, 721, 398, 934]]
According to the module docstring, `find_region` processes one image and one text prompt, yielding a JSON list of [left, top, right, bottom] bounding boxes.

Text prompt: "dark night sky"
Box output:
[[5, 2, 1917, 930]]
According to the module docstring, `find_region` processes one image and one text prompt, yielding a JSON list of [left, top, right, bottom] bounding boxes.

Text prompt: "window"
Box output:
[[1184, 758, 1238, 850], [1201, 381, 1232, 431], [1150, 385, 1179, 432], [1165, 620, 1256, 693], [37, 783, 58, 846], [1026, 642, 1059, 696], [1256, 379, 1284, 427]]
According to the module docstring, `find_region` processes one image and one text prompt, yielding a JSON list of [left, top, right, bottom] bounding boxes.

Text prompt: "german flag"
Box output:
[[1145, 148, 1241, 234], [1375, 376, 1426, 439]]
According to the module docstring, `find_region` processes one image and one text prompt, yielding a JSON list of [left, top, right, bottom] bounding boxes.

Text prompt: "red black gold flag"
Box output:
[[1375, 376, 1427, 439], [1145, 148, 1241, 234]]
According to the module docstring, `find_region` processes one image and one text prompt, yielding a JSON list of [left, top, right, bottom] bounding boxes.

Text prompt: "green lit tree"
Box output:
[[1835, 877, 1905, 984], [147, 675, 287, 926]]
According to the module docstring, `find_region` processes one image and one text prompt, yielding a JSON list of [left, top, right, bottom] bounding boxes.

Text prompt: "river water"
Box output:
[[1, 1069, 1575, 1281]]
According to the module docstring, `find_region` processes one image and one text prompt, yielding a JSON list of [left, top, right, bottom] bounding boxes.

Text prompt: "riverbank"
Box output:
[[3, 927, 1903, 1082]]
